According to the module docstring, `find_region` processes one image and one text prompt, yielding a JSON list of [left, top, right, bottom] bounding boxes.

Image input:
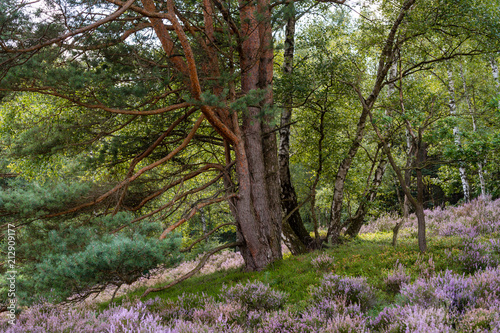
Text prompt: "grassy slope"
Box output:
[[102, 232, 464, 313]]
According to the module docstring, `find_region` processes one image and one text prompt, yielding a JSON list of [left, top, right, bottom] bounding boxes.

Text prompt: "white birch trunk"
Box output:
[[491, 56, 500, 91], [460, 63, 487, 197], [448, 68, 470, 202]]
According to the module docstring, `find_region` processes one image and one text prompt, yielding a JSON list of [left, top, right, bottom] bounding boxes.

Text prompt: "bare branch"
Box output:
[[159, 194, 238, 239], [181, 222, 236, 253], [140, 241, 242, 298]]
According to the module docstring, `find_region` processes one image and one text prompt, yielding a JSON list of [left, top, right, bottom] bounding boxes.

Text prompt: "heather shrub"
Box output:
[[311, 253, 335, 271], [222, 281, 289, 312], [371, 305, 451, 333], [308, 296, 362, 319], [385, 261, 410, 294], [456, 235, 490, 273], [415, 255, 436, 280], [191, 301, 245, 325], [161, 293, 214, 322], [324, 313, 369, 333], [472, 267, 500, 304], [0, 301, 170, 333], [171, 318, 245, 333], [311, 274, 376, 311], [400, 270, 476, 314], [360, 213, 402, 233], [255, 309, 316, 333], [457, 308, 498, 333]]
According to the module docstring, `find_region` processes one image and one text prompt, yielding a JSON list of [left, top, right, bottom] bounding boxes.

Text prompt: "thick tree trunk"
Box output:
[[279, 1, 313, 253], [447, 68, 470, 202], [233, 0, 282, 270]]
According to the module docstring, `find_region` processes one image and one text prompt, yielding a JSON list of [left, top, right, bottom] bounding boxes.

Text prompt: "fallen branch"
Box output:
[[140, 241, 241, 298]]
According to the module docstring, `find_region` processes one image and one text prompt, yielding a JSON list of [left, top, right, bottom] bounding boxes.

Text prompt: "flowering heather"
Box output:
[[311, 274, 376, 311], [400, 270, 477, 314], [160, 293, 214, 322], [456, 237, 490, 273], [222, 281, 289, 312], [0, 301, 170, 332], [385, 261, 410, 294], [371, 305, 452, 333], [360, 213, 403, 233], [415, 255, 436, 280], [362, 197, 500, 238], [311, 253, 335, 271], [255, 309, 316, 333], [3, 200, 500, 332]]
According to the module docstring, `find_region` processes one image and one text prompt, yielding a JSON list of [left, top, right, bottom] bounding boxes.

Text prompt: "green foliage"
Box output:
[[13, 232, 182, 304], [0, 178, 92, 217]]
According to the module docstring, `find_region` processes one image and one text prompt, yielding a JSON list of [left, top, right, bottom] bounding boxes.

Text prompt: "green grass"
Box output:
[[100, 232, 465, 311]]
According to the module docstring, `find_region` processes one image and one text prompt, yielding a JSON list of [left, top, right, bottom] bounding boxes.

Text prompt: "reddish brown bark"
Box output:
[[3, 0, 284, 271]]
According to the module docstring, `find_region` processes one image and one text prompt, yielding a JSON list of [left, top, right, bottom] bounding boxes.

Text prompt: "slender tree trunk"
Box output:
[[447, 68, 470, 202], [460, 63, 487, 198], [370, 110, 427, 252], [345, 156, 387, 237], [491, 56, 500, 92], [309, 110, 327, 247], [415, 140, 427, 252], [279, 1, 313, 253], [327, 107, 370, 244], [326, 0, 416, 244]]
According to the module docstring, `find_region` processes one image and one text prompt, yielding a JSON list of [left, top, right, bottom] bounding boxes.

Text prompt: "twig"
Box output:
[[181, 222, 236, 253]]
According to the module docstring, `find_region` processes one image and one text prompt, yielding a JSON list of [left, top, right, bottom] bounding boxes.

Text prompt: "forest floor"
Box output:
[[2, 197, 500, 332]]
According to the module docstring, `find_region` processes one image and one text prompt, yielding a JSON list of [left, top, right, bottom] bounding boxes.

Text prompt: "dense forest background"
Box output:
[[0, 0, 499, 308]]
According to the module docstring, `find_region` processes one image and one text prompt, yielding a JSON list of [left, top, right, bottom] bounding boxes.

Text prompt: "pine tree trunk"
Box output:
[[229, 0, 282, 270]]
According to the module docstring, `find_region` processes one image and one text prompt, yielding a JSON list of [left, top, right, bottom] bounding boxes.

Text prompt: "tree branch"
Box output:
[[140, 241, 242, 298]]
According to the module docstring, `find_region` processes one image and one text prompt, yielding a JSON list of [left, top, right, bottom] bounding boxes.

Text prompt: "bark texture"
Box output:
[[279, 1, 313, 253], [345, 157, 387, 238], [447, 68, 470, 202], [460, 63, 487, 197]]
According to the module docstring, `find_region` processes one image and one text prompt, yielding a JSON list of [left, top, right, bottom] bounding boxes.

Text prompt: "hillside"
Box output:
[[2, 198, 500, 332]]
